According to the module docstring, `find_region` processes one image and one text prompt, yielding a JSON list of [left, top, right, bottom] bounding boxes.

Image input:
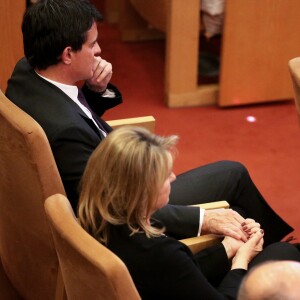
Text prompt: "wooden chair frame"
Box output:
[[0, 89, 155, 299], [45, 194, 141, 300], [44, 194, 228, 299], [0, 89, 66, 300], [288, 57, 300, 126]]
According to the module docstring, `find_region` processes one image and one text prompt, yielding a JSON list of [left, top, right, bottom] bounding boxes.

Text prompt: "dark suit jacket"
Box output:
[[6, 58, 200, 238], [107, 224, 246, 300]]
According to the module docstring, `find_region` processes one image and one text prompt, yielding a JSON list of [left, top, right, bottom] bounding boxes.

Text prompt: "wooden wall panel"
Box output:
[[0, 1, 25, 92], [219, 0, 300, 106]]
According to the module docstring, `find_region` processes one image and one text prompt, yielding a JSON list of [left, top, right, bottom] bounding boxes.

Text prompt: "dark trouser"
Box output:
[[155, 161, 293, 245], [249, 242, 300, 268], [217, 243, 300, 291]]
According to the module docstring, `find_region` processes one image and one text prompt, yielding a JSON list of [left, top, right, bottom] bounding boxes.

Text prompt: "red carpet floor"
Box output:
[[97, 18, 300, 241]]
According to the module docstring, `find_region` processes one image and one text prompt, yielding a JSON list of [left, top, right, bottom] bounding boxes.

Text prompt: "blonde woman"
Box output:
[[78, 126, 300, 300]]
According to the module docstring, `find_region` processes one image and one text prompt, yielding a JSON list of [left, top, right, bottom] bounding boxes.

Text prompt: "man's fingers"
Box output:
[[223, 227, 248, 242], [92, 57, 112, 82], [87, 57, 113, 91], [223, 228, 242, 240], [205, 208, 263, 244], [203, 208, 248, 239], [96, 63, 112, 81], [230, 226, 248, 242], [230, 209, 245, 223]]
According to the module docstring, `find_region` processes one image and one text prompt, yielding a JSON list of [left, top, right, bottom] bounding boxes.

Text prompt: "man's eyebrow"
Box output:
[[90, 38, 98, 46], [93, 35, 99, 44]]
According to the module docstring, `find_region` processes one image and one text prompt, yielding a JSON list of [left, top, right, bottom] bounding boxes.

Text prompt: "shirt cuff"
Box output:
[[102, 88, 115, 98], [197, 208, 205, 236]]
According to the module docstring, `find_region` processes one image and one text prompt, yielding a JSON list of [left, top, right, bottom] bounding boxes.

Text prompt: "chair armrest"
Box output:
[[180, 234, 223, 254], [180, 200, 229, 254], [107, 116, 155, 132], [192, 200, 229, 210]]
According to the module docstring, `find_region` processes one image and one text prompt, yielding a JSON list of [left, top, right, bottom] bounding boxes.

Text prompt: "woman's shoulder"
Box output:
[[108, 224, 193, 264]]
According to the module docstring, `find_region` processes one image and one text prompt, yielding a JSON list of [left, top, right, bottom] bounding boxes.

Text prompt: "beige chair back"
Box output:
[[288, 57, 300, 126], [0, 90, 66, 299], [0, 256, 22, 299], [44, 193, 141, 300]]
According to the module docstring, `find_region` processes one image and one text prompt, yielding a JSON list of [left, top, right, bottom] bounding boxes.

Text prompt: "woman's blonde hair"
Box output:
[[78, 126, 178, 245]]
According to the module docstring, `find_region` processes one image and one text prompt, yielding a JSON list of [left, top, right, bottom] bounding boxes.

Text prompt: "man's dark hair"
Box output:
[[22, 0, 102, 69]]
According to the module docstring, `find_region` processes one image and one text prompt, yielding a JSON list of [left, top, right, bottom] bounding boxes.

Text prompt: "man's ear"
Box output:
[[61, 47, 72, 65]]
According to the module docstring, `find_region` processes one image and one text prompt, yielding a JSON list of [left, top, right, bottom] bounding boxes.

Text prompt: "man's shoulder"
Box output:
[[6, 61, 84, 138], [7, 57, 34, 84], [7, 58, 72, 114], [7, 58, 55, 104], [14, 57, 31, 71]]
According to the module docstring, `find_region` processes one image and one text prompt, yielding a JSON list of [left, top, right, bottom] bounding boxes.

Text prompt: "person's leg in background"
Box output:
[[169, 160, 293, 246]]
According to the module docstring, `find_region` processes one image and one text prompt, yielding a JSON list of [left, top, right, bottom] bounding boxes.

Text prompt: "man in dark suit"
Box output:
[[6, 0, 293, 243]]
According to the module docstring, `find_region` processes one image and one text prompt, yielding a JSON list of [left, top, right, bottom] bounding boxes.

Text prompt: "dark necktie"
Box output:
[[77, 89, 107, 134]]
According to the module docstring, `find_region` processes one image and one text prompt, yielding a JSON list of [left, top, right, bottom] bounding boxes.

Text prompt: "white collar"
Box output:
[[35, 72, 78, 102]]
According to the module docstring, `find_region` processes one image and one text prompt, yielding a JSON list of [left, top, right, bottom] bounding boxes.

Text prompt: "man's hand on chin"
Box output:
[[86, 56, 112, 93]]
